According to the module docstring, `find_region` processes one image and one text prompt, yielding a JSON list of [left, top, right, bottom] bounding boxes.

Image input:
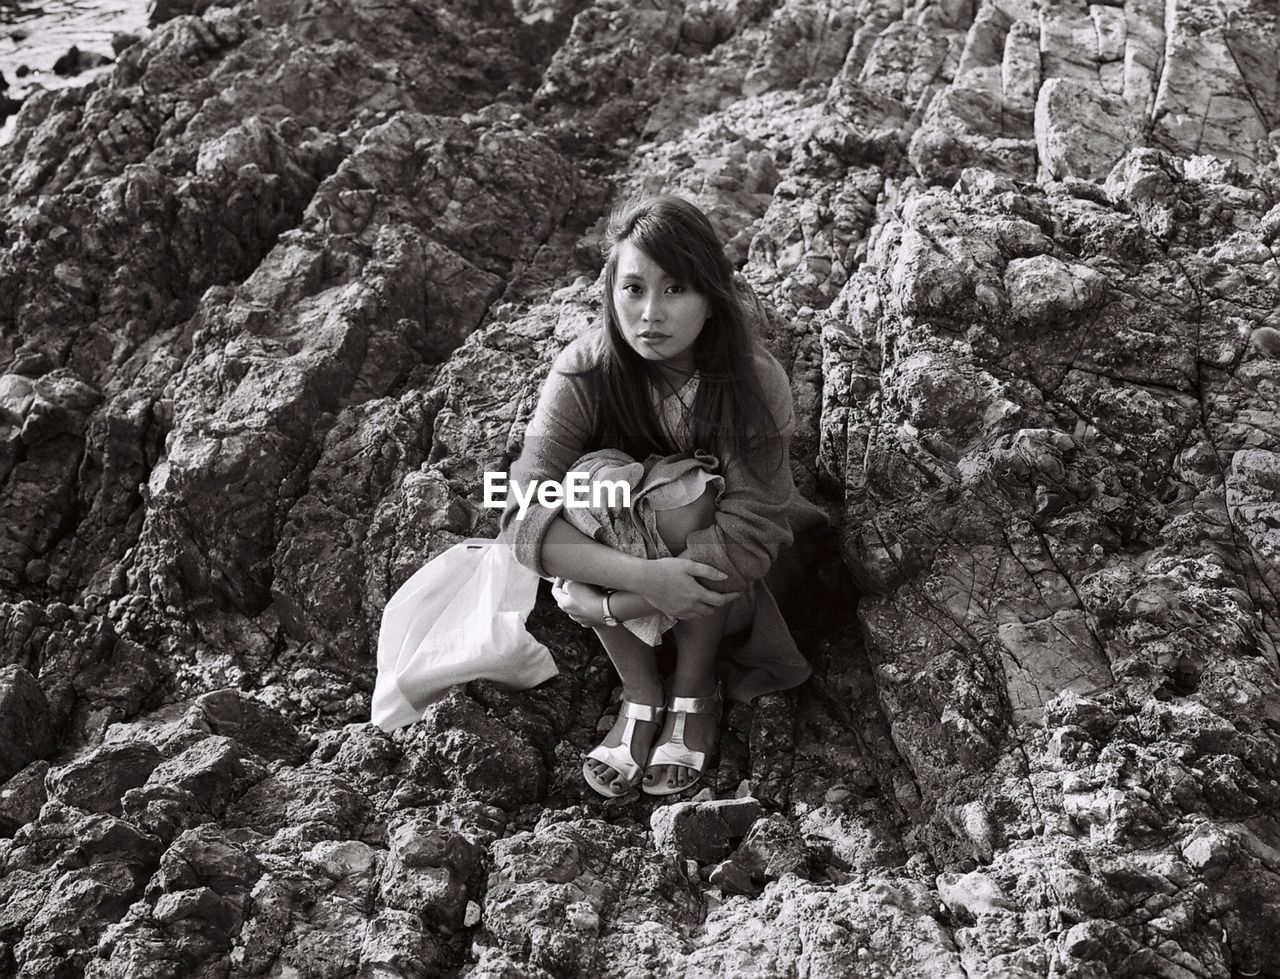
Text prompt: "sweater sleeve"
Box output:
[[497, 338, 596, 577], [679, 350, 799, 594]]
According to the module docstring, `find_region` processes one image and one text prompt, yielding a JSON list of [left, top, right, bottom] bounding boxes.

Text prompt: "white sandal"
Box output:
[[642, 681, 722, 796], [582, 698, 666, 798]]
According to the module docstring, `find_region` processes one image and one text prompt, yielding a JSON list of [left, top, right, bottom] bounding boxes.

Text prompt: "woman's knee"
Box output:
[[654, 484, 718, 553], [685, 483, 718, 525]]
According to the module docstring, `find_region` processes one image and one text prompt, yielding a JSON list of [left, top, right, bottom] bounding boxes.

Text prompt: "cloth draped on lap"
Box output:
[[561, 448, 755, 647]]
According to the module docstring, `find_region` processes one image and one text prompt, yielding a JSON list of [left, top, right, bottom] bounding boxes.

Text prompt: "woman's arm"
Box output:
[[680, 444, 795, 594], [537, 515, 651, 592], [500, 338, 732, 612], [498, 340, 602, 577], [607, 589, 661, 621], [542, 517, 736, 615], [551, 578, 732, 626], [678, 353, 801, 594], [549, 578, 657, 626]]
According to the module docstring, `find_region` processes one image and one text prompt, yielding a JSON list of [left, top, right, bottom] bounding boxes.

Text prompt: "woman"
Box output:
[[499, 194, 827, 798]]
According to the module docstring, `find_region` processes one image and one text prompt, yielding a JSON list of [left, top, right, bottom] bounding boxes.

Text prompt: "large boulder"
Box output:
[[0, 665, 55, 783]]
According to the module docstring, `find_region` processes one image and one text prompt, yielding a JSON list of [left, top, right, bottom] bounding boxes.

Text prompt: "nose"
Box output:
[[642, 294, 663, 323]]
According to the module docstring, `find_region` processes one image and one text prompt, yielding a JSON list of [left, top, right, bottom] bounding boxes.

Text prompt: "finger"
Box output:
[[680, 593, 739, 618], [695, 588, 741, 606], [682, 561, 729, 581]]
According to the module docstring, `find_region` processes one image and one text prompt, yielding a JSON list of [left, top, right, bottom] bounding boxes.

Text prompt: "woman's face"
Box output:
[[612, 239, 710, 373]]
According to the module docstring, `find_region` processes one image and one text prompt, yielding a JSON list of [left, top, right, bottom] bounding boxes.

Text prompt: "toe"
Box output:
[[587, 761, 618, 789]]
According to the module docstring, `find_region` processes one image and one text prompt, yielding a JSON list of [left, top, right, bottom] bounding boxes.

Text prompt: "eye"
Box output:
[[620, 283, 641, 294], [667, 284, 685, 294]]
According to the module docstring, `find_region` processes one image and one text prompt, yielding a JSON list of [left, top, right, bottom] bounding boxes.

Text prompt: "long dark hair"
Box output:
[[568, 195, 783, 474]]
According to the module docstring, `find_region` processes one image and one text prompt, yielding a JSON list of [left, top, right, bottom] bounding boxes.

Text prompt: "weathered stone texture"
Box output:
[[1, 0, 1278, 975]]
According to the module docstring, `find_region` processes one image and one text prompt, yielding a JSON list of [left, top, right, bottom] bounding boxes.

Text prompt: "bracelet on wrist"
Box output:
[[601, 591, 620, 627]]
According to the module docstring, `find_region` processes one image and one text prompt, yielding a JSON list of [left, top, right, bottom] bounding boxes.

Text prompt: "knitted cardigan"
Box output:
[[498, 328, 828, 703]]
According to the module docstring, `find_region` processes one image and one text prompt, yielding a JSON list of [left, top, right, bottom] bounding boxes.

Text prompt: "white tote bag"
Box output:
[[372, 538, 559, 733]]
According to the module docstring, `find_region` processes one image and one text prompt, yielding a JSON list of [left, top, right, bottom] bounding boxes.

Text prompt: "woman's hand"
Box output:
[[550, 578, 608, 627], [634, 558, 741, 621]]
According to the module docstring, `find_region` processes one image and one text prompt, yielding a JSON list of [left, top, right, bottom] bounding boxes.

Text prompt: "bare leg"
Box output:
[[644, 485, 728, 792], [582, 619, 665, 795]]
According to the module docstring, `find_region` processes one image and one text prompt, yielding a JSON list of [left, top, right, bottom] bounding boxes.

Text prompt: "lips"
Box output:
[[638, 332, 669, 340]]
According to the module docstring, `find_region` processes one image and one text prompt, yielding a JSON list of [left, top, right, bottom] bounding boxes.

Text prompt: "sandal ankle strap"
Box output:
[[666, 684, 722, 715], [619, 699, 665, 722]]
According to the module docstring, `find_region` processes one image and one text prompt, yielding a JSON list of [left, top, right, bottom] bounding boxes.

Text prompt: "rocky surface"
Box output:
[[1, 0, 1278, 976]]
